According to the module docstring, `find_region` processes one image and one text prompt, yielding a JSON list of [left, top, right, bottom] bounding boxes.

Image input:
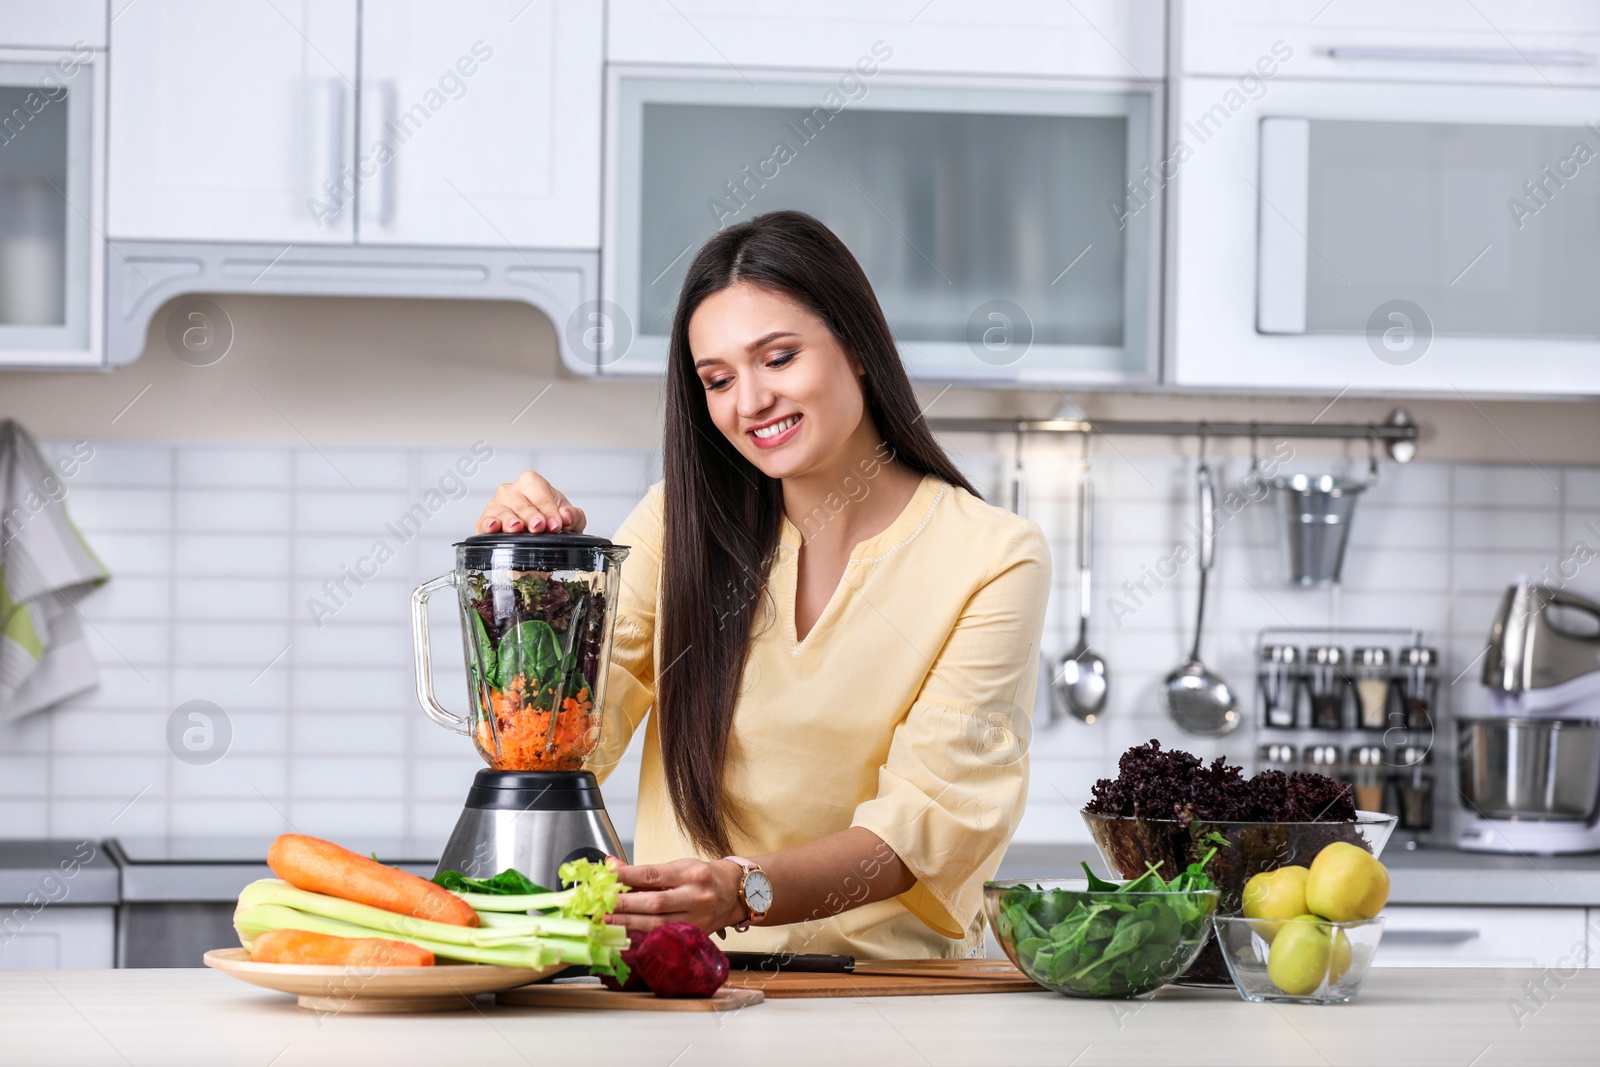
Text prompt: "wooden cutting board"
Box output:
[[497, 982, 762, 1012], [724, 959, 1043, 999], [496, 960, 1042, 1007]]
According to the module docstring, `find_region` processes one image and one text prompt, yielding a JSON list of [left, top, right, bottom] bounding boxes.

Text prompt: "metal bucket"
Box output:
[[1456, 718, 1600, 822], [1272, 474, 1366, 586]]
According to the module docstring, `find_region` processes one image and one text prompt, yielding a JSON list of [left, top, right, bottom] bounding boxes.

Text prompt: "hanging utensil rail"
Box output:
[[927, 407, 1419, 461]]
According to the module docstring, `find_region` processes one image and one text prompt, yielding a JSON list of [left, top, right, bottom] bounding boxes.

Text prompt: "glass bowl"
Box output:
[[1081, 810, 1396, 985], [1212, 915, 1385, 1004], [984, 878, 1219, 998]]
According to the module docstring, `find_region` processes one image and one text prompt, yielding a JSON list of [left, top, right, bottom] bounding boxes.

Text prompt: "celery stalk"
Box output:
[[450, 888, 578, 913], [233, 904, 567, 968], [236, 880, 616, 951], [474, 909, 600, 939]]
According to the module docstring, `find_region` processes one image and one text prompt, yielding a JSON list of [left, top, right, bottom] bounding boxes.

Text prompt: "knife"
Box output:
[[724, 952, 855, 973], [723, 952, 1024, 978]]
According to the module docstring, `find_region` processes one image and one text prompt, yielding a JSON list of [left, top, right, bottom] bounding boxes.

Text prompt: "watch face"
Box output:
[[744, 870, 773, 914]]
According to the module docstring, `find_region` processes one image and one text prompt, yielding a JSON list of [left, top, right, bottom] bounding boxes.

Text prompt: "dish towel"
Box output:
[[0, 420, 108, 723]]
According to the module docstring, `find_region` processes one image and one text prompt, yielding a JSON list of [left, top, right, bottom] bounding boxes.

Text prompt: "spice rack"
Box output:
[[1251, 626, 1439, 844]]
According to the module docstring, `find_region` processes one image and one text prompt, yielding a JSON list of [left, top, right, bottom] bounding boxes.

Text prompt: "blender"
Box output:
[[412, 533, 631, 887]]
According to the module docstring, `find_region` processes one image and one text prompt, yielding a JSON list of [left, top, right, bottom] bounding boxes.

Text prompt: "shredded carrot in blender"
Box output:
[[475, 679, 596, 771]]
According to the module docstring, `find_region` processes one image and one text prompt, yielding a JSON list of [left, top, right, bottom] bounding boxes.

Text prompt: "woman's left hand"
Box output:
[[610, 858, 746, 934]]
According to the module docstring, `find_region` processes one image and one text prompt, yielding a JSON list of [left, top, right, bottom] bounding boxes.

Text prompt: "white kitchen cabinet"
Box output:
[[605, 71, 1160, 382], [107, 0, 359, 243], [0, 1, 106, 49], [357, 0, 601, 249], [0, 45, 105, 368], [607, 0, 1164, 82], [1372, 906, 1590, 969], [1166, 72, 1600, 398], [0, 907, 114, 969], [1181, 0, 1600, 87]]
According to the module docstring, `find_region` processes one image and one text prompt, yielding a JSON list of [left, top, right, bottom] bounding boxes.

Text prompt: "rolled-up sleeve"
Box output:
[[849, 521, 1051, 938], [590, 482, 663, 784]]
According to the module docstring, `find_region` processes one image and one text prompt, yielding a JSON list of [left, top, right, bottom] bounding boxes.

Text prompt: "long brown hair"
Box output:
[[657, 210, 978, 856]]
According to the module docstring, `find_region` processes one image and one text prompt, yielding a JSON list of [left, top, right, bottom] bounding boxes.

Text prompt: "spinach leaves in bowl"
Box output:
[[985, 841, 1222, 998]]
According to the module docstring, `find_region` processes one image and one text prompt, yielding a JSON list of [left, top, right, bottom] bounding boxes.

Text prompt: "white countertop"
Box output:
[[3, 967, 1592, 1067]]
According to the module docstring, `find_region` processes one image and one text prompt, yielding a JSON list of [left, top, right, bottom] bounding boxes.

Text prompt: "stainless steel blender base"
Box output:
[[433, 771, 628, 890]]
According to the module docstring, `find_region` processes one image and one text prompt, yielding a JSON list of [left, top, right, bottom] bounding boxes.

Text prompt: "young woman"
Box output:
[[476, 211, 1050, 959]]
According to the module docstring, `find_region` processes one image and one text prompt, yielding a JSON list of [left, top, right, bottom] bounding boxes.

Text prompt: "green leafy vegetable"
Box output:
[[471, 610, 498, 686], [433, 868, 550, 896], [989, 851, 1221, 998], [493, 619, 562, 689], [558, 858, 626, 922]]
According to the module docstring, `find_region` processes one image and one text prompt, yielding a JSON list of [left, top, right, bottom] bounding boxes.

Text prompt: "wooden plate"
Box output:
[[203, 948, 562, 1013]]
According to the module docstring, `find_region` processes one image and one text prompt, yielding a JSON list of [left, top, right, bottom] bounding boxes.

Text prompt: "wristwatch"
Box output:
[[723, 855, 773, 932]]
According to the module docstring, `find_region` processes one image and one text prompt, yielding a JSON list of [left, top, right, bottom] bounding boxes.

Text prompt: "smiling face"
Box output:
[[688, 282, 869, 481]]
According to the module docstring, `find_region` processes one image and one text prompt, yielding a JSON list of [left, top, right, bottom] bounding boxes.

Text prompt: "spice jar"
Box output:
[[1258, 644, 1302, 729], [1305, 646, 1351, 731], [1258, 742, 1298, 774], [1351, 745, 1385, 812], [1304, 743, 1343, 783], [1389, 746, 1434, 831], [1397, 647, 1439, 732], [1351, 647, 1394, 730]]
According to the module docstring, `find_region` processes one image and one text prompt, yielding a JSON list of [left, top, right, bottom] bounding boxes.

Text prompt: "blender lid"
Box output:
[[455, 532, 626, 550]]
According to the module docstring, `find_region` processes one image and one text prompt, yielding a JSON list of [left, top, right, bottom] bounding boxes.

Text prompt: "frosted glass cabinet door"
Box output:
[[357, 0, 602, 248], [0, 48, 102, 367], [1260, 118, 1600, 340], [607, 74, 1159, 383], [1170, 77, 1600, 396], [107, 0, 358, 243]]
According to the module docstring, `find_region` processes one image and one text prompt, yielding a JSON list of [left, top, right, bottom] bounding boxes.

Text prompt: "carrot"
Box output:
[[266, 834, 478, 927], [249, 928, 434, 968]]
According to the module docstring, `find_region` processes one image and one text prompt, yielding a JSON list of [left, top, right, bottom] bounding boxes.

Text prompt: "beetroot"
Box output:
[[631, 922, 729, 998], [600, 929, 652, 992]]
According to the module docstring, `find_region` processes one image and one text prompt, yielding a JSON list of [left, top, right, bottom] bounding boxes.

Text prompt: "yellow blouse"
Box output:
[[591, 472, 1051, 958]]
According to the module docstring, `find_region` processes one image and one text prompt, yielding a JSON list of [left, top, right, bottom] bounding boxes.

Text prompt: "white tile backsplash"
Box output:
[[294, 449, 410, 491], [67, 487, 173, 532], [293, 491, 414, 535], [2, 440, 1590, 851], [175, 534, 291, 576], [174, 489, 293, 533], [177, 448, 293, 488], [1452, 463, 1563, 508]]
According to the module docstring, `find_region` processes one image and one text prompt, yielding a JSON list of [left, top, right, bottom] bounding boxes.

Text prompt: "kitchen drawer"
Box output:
[[1373, 906, 1590, 969], [0, 906, 114, 969], [1180, 0, 1600, 86]]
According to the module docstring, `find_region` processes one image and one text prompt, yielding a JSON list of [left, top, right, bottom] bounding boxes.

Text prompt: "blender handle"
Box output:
[[412, 573, 470, 735]]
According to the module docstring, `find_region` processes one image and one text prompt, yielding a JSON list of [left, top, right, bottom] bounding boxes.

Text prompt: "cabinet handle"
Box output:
[[378, 79, 398, 226], [310, 78, 347, 224], [1328, 45, 1596, 66], [1383, 929, 1481, 945]]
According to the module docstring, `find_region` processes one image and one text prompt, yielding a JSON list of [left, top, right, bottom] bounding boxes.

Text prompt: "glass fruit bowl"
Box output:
[[1212, 915, 1385, 1004], [984, 878, 1219, 999], [1081, 810, 1396, 986]]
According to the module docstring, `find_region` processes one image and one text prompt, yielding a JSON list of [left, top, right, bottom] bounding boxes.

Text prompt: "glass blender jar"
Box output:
[[412, 533, 631, 885]]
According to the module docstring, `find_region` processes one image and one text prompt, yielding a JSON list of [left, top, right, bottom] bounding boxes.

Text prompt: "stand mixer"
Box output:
[[1458, 582, 1600, 854], [412, 533, 631, 887]]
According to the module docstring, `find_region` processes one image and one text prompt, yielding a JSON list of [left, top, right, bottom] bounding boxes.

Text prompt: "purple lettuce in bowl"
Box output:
[[1081, 742, 1396, 986]]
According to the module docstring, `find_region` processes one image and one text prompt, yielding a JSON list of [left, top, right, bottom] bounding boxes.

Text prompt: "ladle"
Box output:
[[1051, 448, 1108, 724], [1161, 436, 1240, 736]]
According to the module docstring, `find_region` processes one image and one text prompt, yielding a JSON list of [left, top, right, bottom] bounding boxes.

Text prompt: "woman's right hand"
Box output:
[[476, 471, 587, 535]]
